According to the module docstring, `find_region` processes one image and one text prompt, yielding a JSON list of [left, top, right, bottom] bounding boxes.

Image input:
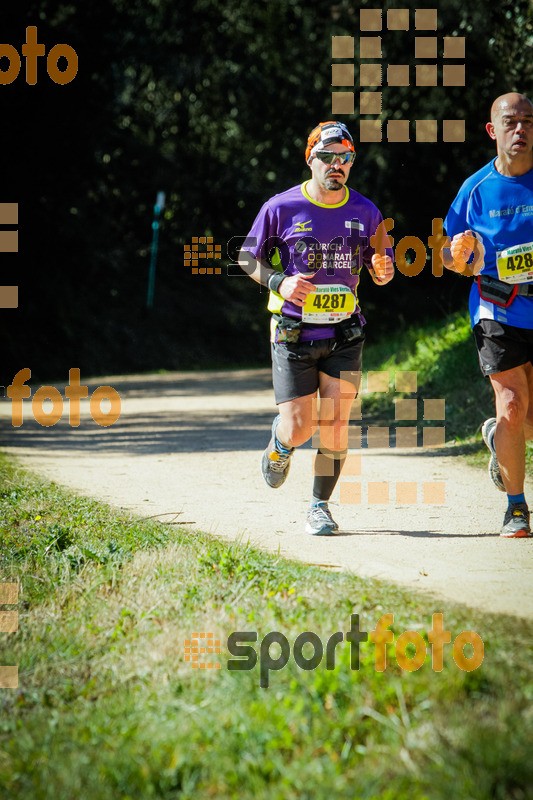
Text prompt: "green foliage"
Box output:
[[3, 0, 533, 377]]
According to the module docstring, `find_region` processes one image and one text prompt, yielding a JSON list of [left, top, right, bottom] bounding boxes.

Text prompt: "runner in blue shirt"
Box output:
[[443, 92, 533, 537], [240, 121, 394, 535]]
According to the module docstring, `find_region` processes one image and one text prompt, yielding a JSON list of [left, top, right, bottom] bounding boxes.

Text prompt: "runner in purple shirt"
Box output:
[[239, 121, 394, 536]]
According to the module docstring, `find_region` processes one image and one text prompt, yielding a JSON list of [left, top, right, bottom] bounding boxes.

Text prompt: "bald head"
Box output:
[[486, 92, 533, 175], [490, 92, 533, 123]]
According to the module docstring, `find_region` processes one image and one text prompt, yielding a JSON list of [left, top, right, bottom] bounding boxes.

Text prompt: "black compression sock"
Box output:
[[311, 447, 347, 503]]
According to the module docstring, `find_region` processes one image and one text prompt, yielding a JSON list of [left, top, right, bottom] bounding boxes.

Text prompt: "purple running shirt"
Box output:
[[243, 181, 393, 341]]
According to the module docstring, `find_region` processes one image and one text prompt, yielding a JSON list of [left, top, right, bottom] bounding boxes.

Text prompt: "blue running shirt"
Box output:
[[445, 159, 533, 329], [243, 182, 392, 341]]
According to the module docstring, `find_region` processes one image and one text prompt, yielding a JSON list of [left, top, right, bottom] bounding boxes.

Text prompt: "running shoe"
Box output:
[[481, 417, 505, 492], [500, 503, 531, 538], [261, 415, 294, 488], [306, 502, 339, 536]]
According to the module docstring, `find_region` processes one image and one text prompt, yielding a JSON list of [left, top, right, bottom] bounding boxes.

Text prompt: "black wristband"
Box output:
[[267, 272, 285, 293]]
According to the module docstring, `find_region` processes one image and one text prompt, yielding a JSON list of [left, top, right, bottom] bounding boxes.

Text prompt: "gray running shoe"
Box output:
[[481, 417, 505, 492], [501, 503, 531, 538], [306, 502, 339, 536], [261, 415, 294, 488]]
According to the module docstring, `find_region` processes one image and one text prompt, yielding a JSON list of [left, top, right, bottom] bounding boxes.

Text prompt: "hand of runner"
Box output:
[[279, 273, 316, 306], [370, 254, 394, 285], [448, 230, 485, 276]]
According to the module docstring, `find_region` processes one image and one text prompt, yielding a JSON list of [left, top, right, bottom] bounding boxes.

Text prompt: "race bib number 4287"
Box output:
[[302, 284, 356, 323], [496, 241, 533, 284]]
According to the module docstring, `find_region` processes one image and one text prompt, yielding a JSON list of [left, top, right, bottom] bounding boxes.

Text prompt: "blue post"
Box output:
[[147, 191, 166, 309]]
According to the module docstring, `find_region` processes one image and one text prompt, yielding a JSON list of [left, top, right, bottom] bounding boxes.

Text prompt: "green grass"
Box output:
[[1, 455, 532, 800], [1, 313, 532, 798]]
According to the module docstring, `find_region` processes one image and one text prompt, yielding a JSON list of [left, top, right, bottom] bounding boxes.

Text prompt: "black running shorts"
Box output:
[[473, 319, 533, 377], [271, 337, 364, 404]]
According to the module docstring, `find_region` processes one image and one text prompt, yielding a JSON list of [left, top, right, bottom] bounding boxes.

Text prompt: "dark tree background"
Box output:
[[1, 0, 532, 381]]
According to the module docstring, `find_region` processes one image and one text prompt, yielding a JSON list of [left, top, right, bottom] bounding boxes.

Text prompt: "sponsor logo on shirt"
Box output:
[[294, 220, 313, 232], [345, 220, 364, 230], [489, 205, 533, 218]]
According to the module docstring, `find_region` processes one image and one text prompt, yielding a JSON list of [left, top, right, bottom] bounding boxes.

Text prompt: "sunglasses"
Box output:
[[314, 150, 356, 165]]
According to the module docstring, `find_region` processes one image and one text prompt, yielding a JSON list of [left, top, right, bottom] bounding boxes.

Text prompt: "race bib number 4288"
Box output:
[[496, 241, 533, 284], [302, 284, 356, 323]]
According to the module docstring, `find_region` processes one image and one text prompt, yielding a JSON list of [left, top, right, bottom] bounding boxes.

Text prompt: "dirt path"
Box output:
[[1, 369, 532, 619]]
